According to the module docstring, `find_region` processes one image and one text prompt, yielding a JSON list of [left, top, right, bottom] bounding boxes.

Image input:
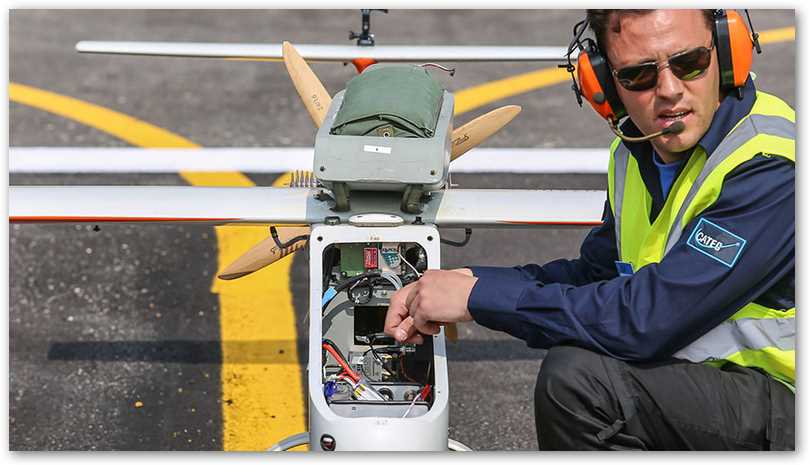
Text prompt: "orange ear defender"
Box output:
[[575, 39, 626, 122], [564, 10, 762, 122], [713, 9, 760, 93], [562, 18, 626, 123]]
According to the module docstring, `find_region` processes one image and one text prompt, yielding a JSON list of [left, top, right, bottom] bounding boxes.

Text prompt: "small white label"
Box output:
[[363, 145, 392, 155]]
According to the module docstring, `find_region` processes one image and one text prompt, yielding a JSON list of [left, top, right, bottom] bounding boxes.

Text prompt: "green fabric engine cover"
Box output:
[[330, 64, 444, 138]]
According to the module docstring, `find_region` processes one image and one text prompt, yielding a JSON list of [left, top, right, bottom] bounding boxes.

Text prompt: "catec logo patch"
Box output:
[[686, 218, 747, 267]]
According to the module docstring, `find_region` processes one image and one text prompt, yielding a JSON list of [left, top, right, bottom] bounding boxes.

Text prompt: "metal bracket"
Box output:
[[331, 182, 351, 212], [401, 184, 425, 214], [267, 432, 310, 451], [349, 9, 388, 46], [448, 438, 473, 451]]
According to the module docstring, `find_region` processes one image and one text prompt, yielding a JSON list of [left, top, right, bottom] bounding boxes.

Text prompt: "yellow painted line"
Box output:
[[758, 26, 795, 44], [454, 66, 569, 116], [204, 172, 307, 452], [9, 83, 198, 148], [10, 83, 306, 451], [453, 25, 796, 116], [179, 171, 254, 186]]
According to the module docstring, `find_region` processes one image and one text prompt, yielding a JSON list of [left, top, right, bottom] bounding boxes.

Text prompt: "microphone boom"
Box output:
[[608, 119, 685, 143]]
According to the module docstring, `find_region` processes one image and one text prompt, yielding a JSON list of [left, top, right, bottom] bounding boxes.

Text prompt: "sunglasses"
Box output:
[[612, 44, 714, 91]]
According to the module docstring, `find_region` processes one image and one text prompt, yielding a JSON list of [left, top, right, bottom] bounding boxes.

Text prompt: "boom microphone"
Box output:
[[608, 120, 685, 143]]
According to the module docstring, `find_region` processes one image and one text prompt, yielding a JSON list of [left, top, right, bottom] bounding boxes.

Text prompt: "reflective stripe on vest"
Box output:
[[674, 316, 795, 362], [612, 144, 631, 258]]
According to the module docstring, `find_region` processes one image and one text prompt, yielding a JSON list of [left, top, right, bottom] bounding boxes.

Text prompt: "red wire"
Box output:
[[323, 343, 360, 382], [420, 384, 432, 401]]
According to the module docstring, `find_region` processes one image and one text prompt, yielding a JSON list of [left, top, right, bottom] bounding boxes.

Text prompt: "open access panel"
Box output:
[[308, 224, 449, 451]]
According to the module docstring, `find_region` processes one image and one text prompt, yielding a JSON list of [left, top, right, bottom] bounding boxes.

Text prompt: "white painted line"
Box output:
[[9, 147, 610, 174], [9, 147, 314, 173], [450, 148, 609, 174]]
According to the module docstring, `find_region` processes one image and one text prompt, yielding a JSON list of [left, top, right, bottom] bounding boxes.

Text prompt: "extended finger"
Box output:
[[384, 286, 414, 337], [394, 315, 418, 343]]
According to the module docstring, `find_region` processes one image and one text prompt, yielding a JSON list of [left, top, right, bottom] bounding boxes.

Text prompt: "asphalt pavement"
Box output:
[[8, 9, 796, 450]]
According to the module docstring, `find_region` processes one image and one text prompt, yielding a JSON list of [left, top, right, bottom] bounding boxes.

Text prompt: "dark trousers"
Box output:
[[534, 345, 794, 450]]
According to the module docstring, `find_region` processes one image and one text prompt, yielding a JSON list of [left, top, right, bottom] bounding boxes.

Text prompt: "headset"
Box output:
[[563, 9, 762, 134]]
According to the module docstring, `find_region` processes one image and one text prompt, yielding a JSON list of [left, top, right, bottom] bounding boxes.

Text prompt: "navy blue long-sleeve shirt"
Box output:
[[467, 79, 795, 361]]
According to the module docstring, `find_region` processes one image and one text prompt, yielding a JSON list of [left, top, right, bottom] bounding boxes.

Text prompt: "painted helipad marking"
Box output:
[[201, 172, 308, 452], [8, 25, 794, 451], [9, 83, 198, 148], [454, 66, 569, 115], [10, 85, 305, 450], [758, 26, 795, 44]]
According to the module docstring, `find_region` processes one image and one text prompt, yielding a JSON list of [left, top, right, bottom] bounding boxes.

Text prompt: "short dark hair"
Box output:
[[586, 9, 715, 53]]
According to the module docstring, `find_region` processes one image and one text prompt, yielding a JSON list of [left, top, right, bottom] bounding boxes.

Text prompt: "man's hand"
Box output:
[[384, 268, 477, 343], [384, 281, 424, 344]]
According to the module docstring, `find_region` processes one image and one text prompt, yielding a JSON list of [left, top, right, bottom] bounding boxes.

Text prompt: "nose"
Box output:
[[655, 65, 684, 102]]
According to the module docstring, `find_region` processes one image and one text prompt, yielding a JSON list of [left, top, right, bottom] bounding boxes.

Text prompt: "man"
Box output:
[[384, 9, 794, 450]]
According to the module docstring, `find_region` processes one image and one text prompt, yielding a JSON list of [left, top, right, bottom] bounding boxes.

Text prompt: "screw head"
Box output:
[[320, 434, 336, 451]]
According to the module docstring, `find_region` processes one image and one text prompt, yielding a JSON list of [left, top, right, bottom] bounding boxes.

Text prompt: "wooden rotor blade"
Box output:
[[217, 226, 311, 280], [282, 41, 332, 128], [450, 105, 522, 161]]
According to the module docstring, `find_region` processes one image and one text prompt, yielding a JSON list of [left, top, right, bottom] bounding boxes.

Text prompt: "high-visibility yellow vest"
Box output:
[[607, 91, 795, 386]]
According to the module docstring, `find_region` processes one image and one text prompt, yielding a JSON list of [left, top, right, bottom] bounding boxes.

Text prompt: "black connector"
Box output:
[[440, 228, 472, 247]]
